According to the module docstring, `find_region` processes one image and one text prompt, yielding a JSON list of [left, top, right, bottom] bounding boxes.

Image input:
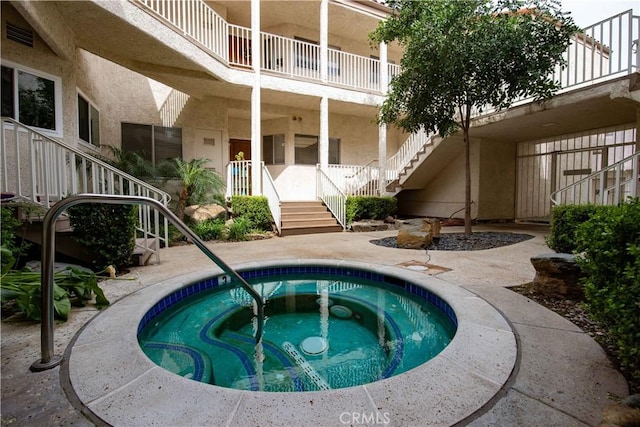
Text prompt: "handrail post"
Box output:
[[31, 194, 265, 372]]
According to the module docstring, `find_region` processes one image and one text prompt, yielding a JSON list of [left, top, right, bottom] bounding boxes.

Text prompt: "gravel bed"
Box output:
[[370, 231, 534, 251]]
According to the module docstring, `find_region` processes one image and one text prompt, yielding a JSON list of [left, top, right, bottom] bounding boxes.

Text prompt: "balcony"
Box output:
[[134, 0, 399, 93]]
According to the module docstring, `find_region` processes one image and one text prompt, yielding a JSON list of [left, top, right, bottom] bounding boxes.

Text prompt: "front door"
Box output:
[[230, 139, 251, 161]]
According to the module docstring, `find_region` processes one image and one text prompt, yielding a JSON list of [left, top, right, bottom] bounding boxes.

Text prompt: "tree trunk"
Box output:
[[463, 124, 472, 236], [176, 187, 188, 221]]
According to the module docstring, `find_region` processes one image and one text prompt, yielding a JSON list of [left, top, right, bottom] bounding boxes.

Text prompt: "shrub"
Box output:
[[231, 196, 272, 231], [346, 196, 397, 224], [228, 216, 252, 241], [575, 198, 640, 380], [0, 207, 27, 269], [192, 218, 225, 241], [67, 203, 138, 271], [546, 204, 598, 253]]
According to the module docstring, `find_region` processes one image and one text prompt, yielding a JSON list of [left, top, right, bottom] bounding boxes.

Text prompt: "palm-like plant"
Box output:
[[97, 146, 156, 178], [173, 158, 225, 220]]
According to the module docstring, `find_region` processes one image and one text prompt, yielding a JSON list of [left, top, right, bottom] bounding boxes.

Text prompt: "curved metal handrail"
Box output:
[[30, 194, 264, 372]]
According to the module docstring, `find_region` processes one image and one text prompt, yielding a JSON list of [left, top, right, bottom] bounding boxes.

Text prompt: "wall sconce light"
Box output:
[[292, 116, 302, 121]]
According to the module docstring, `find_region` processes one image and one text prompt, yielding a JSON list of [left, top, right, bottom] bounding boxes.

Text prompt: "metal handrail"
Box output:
[[30, 194, 264, 372]]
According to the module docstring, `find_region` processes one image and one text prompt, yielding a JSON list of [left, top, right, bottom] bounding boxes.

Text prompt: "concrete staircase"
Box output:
[[280, 201, 342, 236]]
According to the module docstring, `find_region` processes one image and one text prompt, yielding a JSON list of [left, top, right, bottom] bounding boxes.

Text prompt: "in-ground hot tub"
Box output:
[[67, 259, 517, 426]]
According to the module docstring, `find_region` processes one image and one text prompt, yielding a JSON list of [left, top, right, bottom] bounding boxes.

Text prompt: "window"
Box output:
[[121, 122, 182, 163], [77, 92, 100, 147], [1, 62, 62, 133], [263, 134, 285, 165], [294, 134, 340, 165]]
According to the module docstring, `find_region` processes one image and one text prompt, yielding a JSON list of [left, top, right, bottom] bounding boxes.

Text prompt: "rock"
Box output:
[[530, 253, 586, 299], [184, 204, 227, 223], [351, 220, 392, 232], [383, 216, 396, 223], [600, 395, 640, 426], [397, 223, 432, 249], [423, 218, 441, 237]]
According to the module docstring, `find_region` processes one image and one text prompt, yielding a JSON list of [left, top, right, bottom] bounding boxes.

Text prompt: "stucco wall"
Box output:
[[477, 139, 516, 220], [397, 142, 481, 219], [1, 2, 76, 142]]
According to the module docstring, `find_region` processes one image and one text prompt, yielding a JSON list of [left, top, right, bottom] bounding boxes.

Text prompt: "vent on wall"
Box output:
[[6, 22, 33, 47]]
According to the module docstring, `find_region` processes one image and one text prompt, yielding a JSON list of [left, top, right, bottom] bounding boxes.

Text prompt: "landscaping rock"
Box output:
[[184, 204, 226, 223], [600, 394, 640, 426], [397, 223, 432, 249], [530, 253, 585, 299], [351, 220, 393, 232]]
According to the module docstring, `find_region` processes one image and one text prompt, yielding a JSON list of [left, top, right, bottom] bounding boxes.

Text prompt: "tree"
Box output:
[[172, 158, 225, 220], [371, 0, 577, 235]]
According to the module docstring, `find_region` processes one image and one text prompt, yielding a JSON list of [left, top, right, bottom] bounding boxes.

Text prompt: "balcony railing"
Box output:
[[135, 0, 395, 93]]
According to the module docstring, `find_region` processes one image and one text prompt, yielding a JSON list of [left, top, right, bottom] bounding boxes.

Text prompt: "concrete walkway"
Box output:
[[1, 224, 628, 426]]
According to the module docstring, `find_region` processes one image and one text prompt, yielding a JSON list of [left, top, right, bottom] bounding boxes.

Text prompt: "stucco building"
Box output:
[[2, 0, 639, 233]]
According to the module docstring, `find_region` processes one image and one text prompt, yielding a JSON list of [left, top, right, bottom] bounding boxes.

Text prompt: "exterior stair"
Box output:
[[280, 201, 342, 236]]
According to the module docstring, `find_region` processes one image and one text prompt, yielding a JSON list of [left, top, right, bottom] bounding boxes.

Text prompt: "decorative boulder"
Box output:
[[530, 253, 586, 299], [184, 204, 227, 223], [397, 223, 432, 249]]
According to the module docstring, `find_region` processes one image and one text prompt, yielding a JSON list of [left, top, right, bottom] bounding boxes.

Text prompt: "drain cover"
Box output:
[[300, 336, 328, 355]]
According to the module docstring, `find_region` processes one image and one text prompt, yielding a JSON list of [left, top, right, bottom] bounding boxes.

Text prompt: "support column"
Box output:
[[251, 0, 262, 194], [378, 42, 389, 194], [320, 0, 328, 83], [319, 97, 329, 168]]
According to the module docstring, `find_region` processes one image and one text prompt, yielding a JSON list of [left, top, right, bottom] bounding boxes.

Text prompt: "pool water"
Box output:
[[138, 274, 456, 392]]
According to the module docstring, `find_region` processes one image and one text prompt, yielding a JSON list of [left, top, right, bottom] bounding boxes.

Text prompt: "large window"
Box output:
[[1, 62, 62, 133], [121, 122, 182, 163], [294, 134, 340, 165], [263, 134, 285, 165], [77, 92, 100, 147]]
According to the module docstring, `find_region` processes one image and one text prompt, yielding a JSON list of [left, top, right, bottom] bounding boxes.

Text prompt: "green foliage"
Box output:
[[97, 145, 156, 178], [0, 207, 26, 270], [171, 158, 225, 220], [346, 196, 397, 224], [231, 196, 273, 231], [67, 203, 138, 271], [371, 0, 577, 235], [546, 204, 598, 253], [575, 199, 640, 380], [228, 216, 252, 241], [0, 264, 110, 321], [191, 218, 226, 241]]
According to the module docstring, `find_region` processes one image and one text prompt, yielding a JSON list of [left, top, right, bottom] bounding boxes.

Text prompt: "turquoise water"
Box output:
[[138, 274, 456, 392]]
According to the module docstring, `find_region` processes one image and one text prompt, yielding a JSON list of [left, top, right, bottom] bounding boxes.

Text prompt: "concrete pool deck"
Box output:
[[1, 223, 629, 426]]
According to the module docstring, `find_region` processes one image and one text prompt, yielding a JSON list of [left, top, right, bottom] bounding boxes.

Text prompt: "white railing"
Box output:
[[316, 166, 346, 229], [387, 129, 434, 182], [551, 152, 639, 206], [327, 50, 380, 91], [0, 117, 171, 263], [226, 160, 252, 198], [554, 10, 639, 91], [134, 0, 393, 93], [325, 163, 381, 196], [261, 163, 281, 235]]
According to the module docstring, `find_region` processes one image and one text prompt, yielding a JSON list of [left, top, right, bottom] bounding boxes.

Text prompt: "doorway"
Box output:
[[230, 139, 251, 161]]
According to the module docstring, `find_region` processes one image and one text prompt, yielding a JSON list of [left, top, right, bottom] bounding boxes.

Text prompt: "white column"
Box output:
[[251, 0, 262, 194], [319, 97, 329, 168], [378, 42, 388, 194], [320, 0, 328, 83]]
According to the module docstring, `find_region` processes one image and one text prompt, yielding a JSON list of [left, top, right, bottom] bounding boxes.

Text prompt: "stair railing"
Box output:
[[0, 117, 171, 263], [31, 194, 265, 372], [551, 152, 639, 206], [386, 129, 434, 184], [316, 166, 346, 229]]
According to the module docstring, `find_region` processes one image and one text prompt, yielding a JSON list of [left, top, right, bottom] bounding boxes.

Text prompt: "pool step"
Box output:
[[280, 201, 342, 236]]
